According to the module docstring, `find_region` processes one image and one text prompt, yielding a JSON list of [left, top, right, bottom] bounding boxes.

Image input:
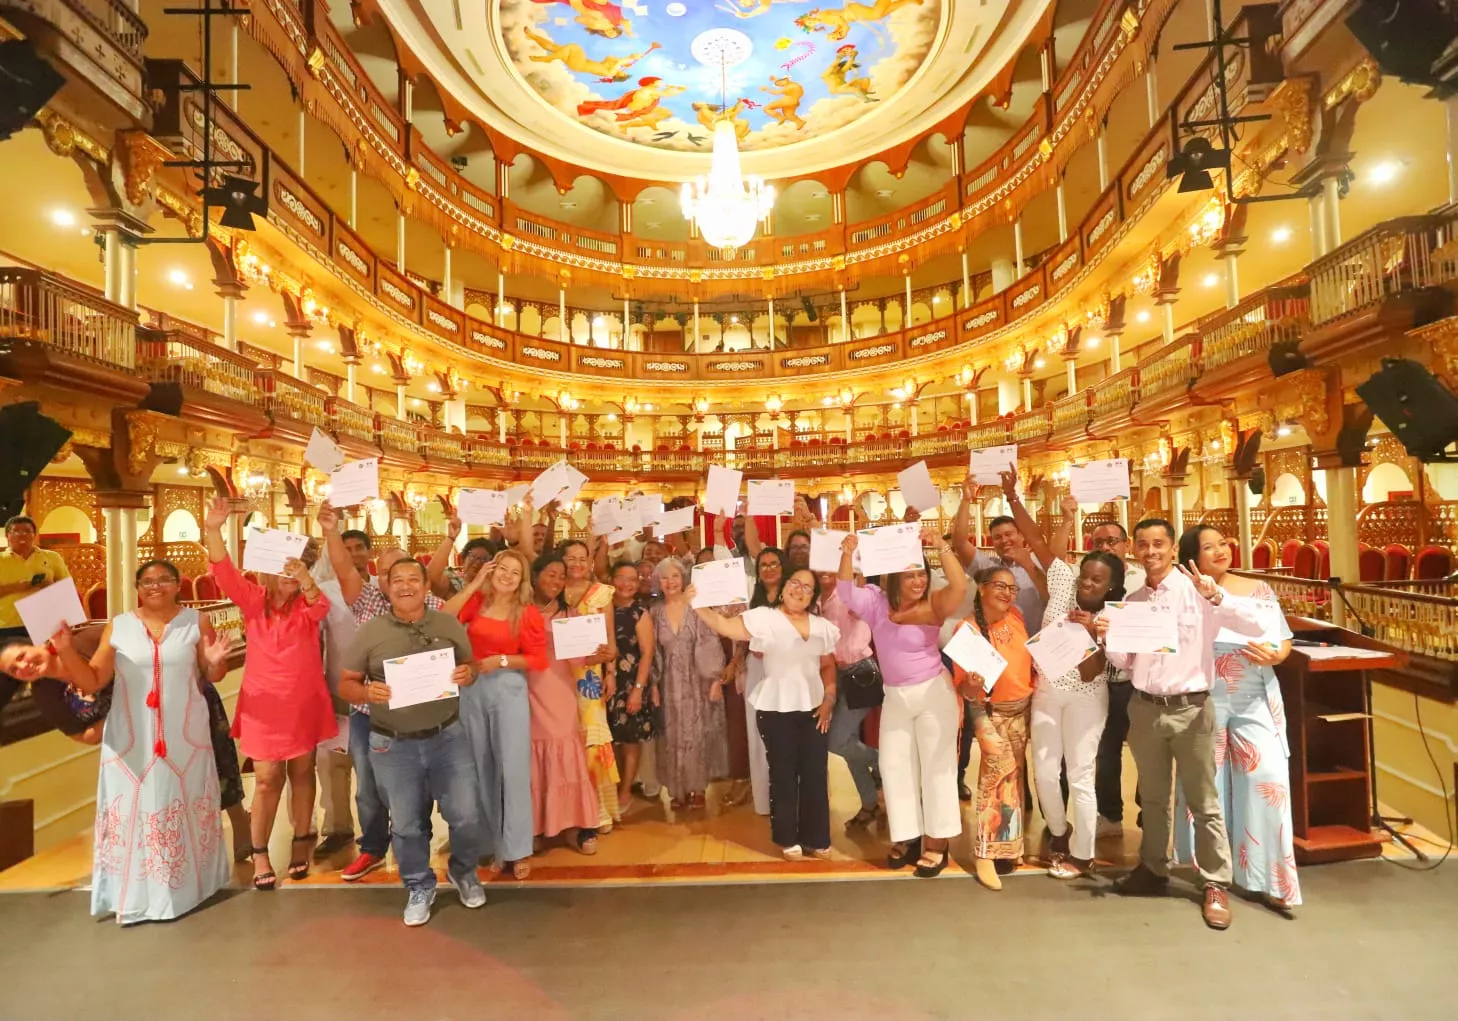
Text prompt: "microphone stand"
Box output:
[[1328, 577, 1427, 861]]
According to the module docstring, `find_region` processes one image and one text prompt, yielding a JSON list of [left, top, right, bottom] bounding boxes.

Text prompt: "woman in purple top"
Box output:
[[838, 528, 967, 877]]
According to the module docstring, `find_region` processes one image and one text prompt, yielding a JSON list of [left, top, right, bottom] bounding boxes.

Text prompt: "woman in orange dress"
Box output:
[[951, 566, 1036, 891], [562, 539, 620, 830]]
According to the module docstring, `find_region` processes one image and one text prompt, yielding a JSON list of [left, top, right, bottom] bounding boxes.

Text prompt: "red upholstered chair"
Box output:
[[193, 574, 220, 601], [1292, 544, 1321, 580], [1279, 539, 1301, 569], [177, 576, 196, 602], [1311, 540, 1330, 578], [1227, 542, 1242, 569], [937, 424, 948, 433], [679, 443, 691, 452], [1384, 544, 1412, 580], [418, 553, 431, 568], [85, 584, 108, 619], [1415, 545, 1454, 579], [1358, 544, 1385, 582], [897, 429, 911, 439], [1251, 540, 1275, 571], [632, 444, 642, 453], [656, 444, 670, 451]]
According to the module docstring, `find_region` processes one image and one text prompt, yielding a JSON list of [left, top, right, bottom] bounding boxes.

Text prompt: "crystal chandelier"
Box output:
[[680, 52, 774, 257]]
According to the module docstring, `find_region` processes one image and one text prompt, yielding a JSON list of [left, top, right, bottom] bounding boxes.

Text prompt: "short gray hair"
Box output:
[[653, 555, 688, 588]]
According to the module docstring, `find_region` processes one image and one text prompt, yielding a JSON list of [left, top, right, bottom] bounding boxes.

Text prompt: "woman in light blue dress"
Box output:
[[61, 559, 233, 924], [1174, 527, 1302, 908]]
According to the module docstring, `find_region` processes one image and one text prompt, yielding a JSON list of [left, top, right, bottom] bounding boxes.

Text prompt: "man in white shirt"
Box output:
[[1088, 520, 1144, 836], [1098, 518, 1263, 931]]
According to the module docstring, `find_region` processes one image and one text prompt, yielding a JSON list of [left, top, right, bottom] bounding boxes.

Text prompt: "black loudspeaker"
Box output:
[[1268, 337, 1308, 377], [1346, 0, 1458, 85], [800, 295, 816, 321], [0, 403, 71, 520], [1356, 358, 1458, 461], [1248, 465, 1266, 497], [0, 41, 65, 141]]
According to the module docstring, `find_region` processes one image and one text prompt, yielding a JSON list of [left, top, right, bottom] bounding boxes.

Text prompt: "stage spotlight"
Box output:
[[1166, 137, 1231, 193], [202, 175, 267, 231]]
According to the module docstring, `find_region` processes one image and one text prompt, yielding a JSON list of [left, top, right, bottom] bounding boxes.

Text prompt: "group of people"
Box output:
[[0, 460, 1302, 930]]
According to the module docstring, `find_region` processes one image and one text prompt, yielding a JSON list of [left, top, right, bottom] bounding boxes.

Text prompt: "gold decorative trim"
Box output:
[[1323, 57, 1380, 110]]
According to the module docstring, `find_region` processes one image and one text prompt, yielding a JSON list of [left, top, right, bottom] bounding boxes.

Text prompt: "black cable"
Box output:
[[1381, 691, 1454, 871]]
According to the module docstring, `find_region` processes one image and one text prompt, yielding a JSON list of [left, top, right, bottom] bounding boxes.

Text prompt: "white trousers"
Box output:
[[879, 672, 962, 842], [745, 691, 770, 815], [1030, 684, 1109, 861]]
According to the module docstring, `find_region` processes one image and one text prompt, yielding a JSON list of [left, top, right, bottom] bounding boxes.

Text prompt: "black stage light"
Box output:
[[1356, 358, 1458, 462], [202, 175, 267, 230], [1167, 137, 1230, 193], [0, 41, 65, 142]]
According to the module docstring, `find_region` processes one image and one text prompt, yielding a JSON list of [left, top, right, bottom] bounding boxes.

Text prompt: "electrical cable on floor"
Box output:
[[1381, 692, 1454, 872]]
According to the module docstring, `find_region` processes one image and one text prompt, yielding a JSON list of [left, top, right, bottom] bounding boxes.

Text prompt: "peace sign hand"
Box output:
[[1176, 560, 1221, 602]]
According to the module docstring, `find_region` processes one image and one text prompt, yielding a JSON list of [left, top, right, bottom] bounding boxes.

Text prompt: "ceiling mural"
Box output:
[[496, 0, 946, 153]]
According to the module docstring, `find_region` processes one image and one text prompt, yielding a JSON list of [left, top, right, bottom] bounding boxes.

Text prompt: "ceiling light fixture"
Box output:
[[168, 269, 189, 286], [1136, 310, 1151, 323], [1202, 273, 1219, 287], [1368, 161, 1401, 185], [1270, 226, 1292, 243], [49, 209, 76, 228], [252, 310, 269, 324]]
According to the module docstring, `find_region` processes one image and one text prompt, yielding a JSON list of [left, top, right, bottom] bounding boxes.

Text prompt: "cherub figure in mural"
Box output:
[[761, 75, 807, 129], [794, 0, 924, 42], [577, 76, 687, 133], [530, 0, 635, 39], [822, 44, 877, 101], [692, 99, 753, 141], [524, 28, 661, 83]]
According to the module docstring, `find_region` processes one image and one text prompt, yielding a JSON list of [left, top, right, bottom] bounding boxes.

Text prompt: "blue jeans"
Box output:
[[827, 692, 879, 811], [367, 720, 485, 892], [458, 670, 534, 863], [348, 711, 392, 857]]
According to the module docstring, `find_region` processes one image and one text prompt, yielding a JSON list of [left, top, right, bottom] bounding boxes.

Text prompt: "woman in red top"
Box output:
[[445, 547, 546, 878], [203, 498, 334, 890]]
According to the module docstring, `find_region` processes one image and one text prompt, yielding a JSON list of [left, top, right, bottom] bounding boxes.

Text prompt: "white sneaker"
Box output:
[[403, 888, 436, 926], [449, 871, 486, 909], [1096, 816, 1124, 838]]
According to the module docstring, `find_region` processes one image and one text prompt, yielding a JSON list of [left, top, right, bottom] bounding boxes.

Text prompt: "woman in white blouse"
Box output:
[[694, 567, 841, 861]]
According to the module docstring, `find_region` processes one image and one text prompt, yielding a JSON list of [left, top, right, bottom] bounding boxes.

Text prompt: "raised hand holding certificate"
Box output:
[[551, 612, 609, 660], [1068, 458, 1130, 504], [329, 457, 379, 506], [15, 577, 87, 645], [384, 648, 459, 710], [655, 505, 696, 538], [691, 558, 749, 609], [969, 444, 1018, 485], [943, 623, 1008, 693], [856, 523, 924, 577], [591, 496, 625, 536], [1215, 596, 1287, 647], [897, 460, 941, 514], [1025, 618, 1100, 681], [703, 465, 743, 517], [809, 528, 851, 573], [1102, 601, 1179, 654], [747, 479, 795, 517], [241, 526, 309, 575], [304, 427, 345, 473], [456, 488, 509, 527]]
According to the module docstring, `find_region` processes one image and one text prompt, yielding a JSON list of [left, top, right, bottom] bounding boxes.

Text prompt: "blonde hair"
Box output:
[[489, 548, 534, 628]]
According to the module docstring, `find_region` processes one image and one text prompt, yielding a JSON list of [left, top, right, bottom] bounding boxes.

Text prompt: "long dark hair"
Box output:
[[1079, 551, 1127, 608], [969, 566, 1014, 639], [751, 547, 787, 608], [531, 551, 569, 613], [885, 566, 930, 613], [1177, 524, 1224, 573]]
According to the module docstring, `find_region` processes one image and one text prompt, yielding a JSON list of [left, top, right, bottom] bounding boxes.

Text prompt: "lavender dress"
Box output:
[[650, 603, 727, 797]]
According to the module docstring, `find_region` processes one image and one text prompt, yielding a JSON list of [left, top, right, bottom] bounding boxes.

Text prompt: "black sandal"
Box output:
[[846, 807, 879, 830], [886, 837, 922, 870], [914, 848, 950, 879], [288, 832, 317, 881], [251, 847, 276, 891]]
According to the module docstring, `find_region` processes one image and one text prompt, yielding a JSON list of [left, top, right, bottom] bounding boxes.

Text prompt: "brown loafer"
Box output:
[[1202, 884, 1232, 930], [1113, 864, 1170, 896]]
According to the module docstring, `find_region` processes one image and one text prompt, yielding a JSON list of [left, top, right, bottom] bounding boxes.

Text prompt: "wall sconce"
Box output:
[[693, 395, 710, 415], [401, 350, 424, 376], [838, 387, 853, 407], [765, 394, 783, 417]]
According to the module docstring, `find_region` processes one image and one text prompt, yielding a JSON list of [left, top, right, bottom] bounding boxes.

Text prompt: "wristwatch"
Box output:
[[633, 682, 645, 690], [499, 654, 509, 669]]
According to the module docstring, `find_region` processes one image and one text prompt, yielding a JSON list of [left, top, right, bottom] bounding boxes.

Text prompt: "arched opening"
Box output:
[[1363, 462, 1415, 502], [1271, 472, 1305, 506], [162, 508, 200, 542], [39, 506, 95, 544]]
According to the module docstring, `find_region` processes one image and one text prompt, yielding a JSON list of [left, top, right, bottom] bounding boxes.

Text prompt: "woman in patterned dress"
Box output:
[[59, 559, 234, 924], [650, 557, 728, 808], [606, 559, 656, 808], [1173, 525, 1301, 909], [561, 539, 621, 829]]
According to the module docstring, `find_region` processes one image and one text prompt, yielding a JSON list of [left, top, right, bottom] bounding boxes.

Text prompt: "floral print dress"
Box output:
[[573, 583, 620, 827], [607, 601, 655, 743]]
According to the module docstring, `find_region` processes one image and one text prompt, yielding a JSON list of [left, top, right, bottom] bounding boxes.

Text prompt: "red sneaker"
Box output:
[[341, 852, 385, 882]]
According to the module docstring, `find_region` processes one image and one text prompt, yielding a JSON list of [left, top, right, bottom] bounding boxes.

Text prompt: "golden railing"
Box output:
[[0, 267, 137, 368], [1197, 284, 1310, 372], [1341, 582, 1458, 661], [138, 329, 263, 406], [260, 369, 329, 427], [1308, 213, 1458, 327], [327, 396, 376, 444], [377, 417, 418, 454]]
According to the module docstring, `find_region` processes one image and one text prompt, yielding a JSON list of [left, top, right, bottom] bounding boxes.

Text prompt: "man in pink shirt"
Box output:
[[1098, 518, 1264, 931]]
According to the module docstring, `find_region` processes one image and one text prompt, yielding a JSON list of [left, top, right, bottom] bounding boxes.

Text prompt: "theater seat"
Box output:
[[1358, 544, 1385, 582], [194, 575, 220, 601], [1415, 545, 1453, 580]]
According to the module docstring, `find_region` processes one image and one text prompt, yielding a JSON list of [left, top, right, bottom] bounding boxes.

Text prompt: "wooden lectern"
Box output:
[[1278, 620, 1407, 864]]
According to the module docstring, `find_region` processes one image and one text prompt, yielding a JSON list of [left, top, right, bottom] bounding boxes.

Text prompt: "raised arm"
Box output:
[[196, 616, 231, 686], [740, 512, 764, 560], [318, 502, 365, 607], [951, 475, 979, 566], [426, 517, 462, 600], [1049, 493, 1079, 560], [928, 527, 969, 622], [440, 561, 491, 618], [1000, 466, 1057, 571], [203, 498, 264, 617], [54, 624, 105, 695], [693, 599, 753, 643], [517, 495, 539, 561], [202, 496, 231, 564]]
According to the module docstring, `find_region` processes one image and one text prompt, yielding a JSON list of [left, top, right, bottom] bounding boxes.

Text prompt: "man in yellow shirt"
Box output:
[[0, 515, 71, 630]]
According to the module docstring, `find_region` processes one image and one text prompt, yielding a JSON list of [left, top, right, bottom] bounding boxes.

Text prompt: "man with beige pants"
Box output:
[[1097, 518, 1264, 930]]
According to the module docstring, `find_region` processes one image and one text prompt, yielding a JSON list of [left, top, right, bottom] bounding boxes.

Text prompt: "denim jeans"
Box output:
[[367, 720, 485, 892], [827, 692, 878, 811], [348, 711, 392, 857]]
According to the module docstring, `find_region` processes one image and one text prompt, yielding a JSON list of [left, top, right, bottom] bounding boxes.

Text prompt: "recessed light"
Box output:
[[371, 363, 386, 375], [1277, 423, 1292, 437], [1135, 310, 1151, 323], [315, 340, 333, 352], [1033, 357, 1046, 368], [1202, 273, 1219, 287], [410, 398, 422, 406], [426, 381, 440, 392], [1368, 161, 1401, 185], [50, 209, 76, 228], [1085, 335, 1100, 348], [1271, 226, 1292, 244], [167, 269, 189, 286], [730, 315, 739, 324], [252, 311, 269, 324]]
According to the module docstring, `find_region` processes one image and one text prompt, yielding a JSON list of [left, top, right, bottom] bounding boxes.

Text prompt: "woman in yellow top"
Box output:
[[562, 539, 621, 830], [952, 566, 1036, 891]]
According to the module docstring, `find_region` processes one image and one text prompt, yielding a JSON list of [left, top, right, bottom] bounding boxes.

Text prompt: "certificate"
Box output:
[[856, 523, 924, 578], [15, 577, 88, 644], [1068, 458, 1130, 504], [655, 505, 696, 538], [304, 427, 345, 473], [691, 558, 749, 609], [503, 483, 530, 507], [943, 623, 1008, 693], [629, 494, 663, 529], [1025, 618, 1100, 681], [1102, 601, 1180, 655], [897, 460, 941, 514], [328, 458, 379, 507], [605, 525, 636, 546], [703, 465, 743, 517], [456, 488, 508, 527], [383, 647, 459, 710], [809, 528, 850, 573], [747, 479, 795, 517], [1215, 596, 1286, 648], [551, 612, 609, 660], [591, 496, 625, 537], [241, 526, 309, 575], [969, 444, 1018, 486], [531, 460, 586, 507]]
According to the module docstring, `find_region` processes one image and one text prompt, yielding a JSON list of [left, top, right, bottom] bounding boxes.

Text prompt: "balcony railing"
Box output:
[[1308, 213, 1458, 327], [1197, 284, 1310, 372], [261, 369, 328, 427], [71, 0, 147, 63], [138, 329, 263, 406], [0, 268, 137, 368], [1339, 583, 1458, 661], [377, 417, 418, 454], [327, 396, 376, 444]]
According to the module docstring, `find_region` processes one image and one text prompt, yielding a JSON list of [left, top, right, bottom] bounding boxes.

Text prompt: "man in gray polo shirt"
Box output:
[[340, 558, 485, 927]]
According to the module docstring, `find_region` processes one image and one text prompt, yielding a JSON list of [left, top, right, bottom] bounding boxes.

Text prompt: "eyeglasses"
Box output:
[[984, 581, 1019, 594], [138, 577, 178, 589], [1091, 536, 1124, 549], [783, 579, 813, 594]]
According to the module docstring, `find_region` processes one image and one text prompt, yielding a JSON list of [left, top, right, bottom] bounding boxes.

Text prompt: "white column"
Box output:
[[104, 507, 125, 616], [1145, 65, 1159, 128], [767, 295, 776, 349], [1235, 477, 1253, 569], [396, 382, 407, 421], [345, 361, 357, 403], [1308, 192, 1328, 260], [497, 409, 508, 443], [1222, 252, 1240, 310], [349, 170, 357, 228], [903, 274, 913, 327], [1160, 300, 1175, 344], [297, 109, 305, 174], [1065, 358, 1077, 396], [402, 79, 414, 123], [960, 252, 972, 308], [623, 296, 631, 350], [1096, 130, 1109, 191], [221, 294, 238, 351], [1322, 175, 1343, 251], [1109, 333, 1123, 373], [292, 333, 305, 378], [843, 409, 854, 444], [1021, 376, 1033, 412], [442, 244, 452, 300], [692, 300, 702, 351], [838, 289, 849, 342], [1056, 182, 1068, 242], [968, 390, 979, 425], [396, 214, 406, 273], [558, 288, 568, 344], [558, 415, 568, 447], [444, 396, 466, 433], [1116, 495, 1130, 534], [1447, 95, 1458, 206], [1324, 464, 1359, 626], [102, 231, 138, 310], [1013, 219, 1025, 277], [1169, 480, 1185, 535], [990, 257, 1015, 294], [496, 270, 506, 325], [997, 378, 1020, 415]]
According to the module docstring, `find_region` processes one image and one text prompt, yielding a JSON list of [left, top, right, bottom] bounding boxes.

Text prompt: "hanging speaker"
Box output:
[[0, 403, 71, 520], [1346, 0, 1458, 85], [0, 41, 65, 141], [800, 295, 816, 321], [1355, 358, 1458, 461]]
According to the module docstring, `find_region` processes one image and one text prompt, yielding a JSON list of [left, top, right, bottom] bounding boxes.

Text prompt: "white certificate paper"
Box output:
[[629, 494, 663, 530], [1215, 596, 1286, 648], [655, 505, 696, 538], [304, 427, 345, 473], [531, 460, 587, 507], [551, 612, 609, 660], [503, 483, 530, 507], [456, 488, 508, 527], [943, 623, 1008, 693], [591, 496, 625, 537], [691, 557, 750, 609], [856, 523, 924, 577], [383, 647, 459, 710], [329, 458, 379, 507], [809, 528, 850, 573], [241, 526, 309, 576], [1025, 618, 1100, 681], [15, 577, 88, 644], [969, 444, 1018, 486], [747, 479, 795, 517], [897, 461, 941, 514], [703, 465, 743, 517], [1068, 458, 1130, 504], [1102, 601, 1180, 654]]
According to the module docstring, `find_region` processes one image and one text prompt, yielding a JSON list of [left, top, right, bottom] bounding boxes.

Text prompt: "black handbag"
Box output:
[[838, 656, 884, 710]]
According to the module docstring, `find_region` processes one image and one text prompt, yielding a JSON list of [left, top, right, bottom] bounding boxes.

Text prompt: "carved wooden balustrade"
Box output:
[[138, 329, 264, 407], [1307, 213, 1458, 327], [0, 268, 137, 368]]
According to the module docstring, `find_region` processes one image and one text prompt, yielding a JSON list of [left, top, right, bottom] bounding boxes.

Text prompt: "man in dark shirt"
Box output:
[[340, 558, 484, 927]]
